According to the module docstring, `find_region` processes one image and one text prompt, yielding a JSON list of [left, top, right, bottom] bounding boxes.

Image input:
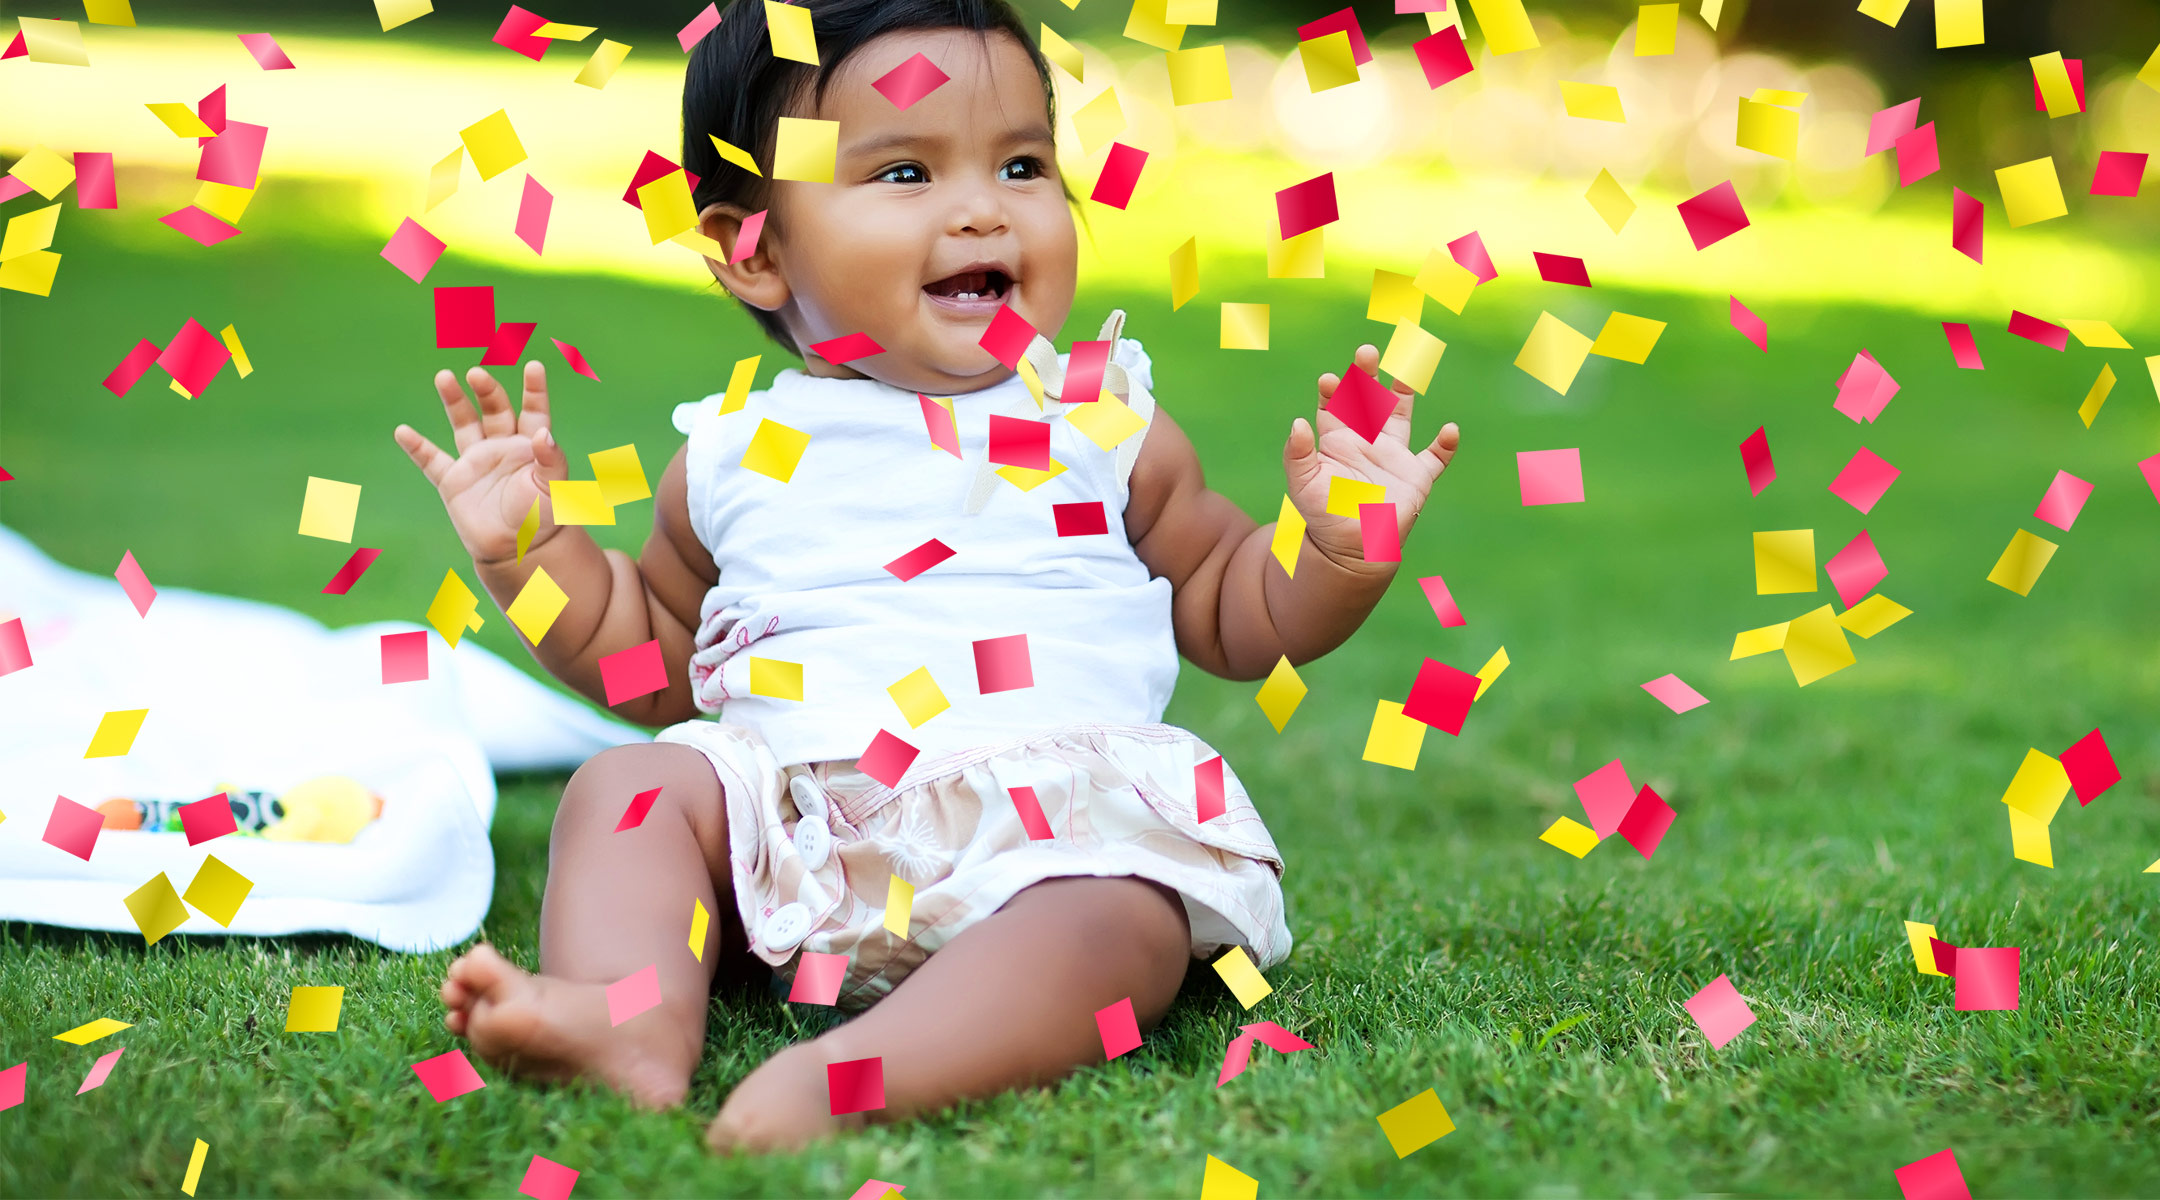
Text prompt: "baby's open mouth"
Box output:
[[923, 269, 1011, 303]]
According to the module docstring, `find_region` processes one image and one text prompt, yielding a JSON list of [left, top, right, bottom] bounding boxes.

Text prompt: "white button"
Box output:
[[760, 902, 813, 952], [789, 773, 827, 819], [793, 813, 832, 870]]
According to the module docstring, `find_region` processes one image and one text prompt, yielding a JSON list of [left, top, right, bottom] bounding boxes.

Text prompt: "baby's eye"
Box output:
[[877, 163, 928, 185], [999, 157, 1045, 181]]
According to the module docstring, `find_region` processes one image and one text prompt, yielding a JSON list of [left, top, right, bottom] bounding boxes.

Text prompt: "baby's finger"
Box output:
[[1316, 370, 1341, 402], [394, 423, 455, 490], [435, 369, 482, 454], [1352, 343, 1379, 374], [1418, 421, 1462, 478], [467, 366, 516, 439], [517, 359, 552, 438]]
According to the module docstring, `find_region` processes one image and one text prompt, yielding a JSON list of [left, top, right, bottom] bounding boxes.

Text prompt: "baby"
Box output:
[[391, 0, 1459, 1153]]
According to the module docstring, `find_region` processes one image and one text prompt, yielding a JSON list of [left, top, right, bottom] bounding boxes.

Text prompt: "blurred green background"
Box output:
[[4, 1, 2160, 1196]]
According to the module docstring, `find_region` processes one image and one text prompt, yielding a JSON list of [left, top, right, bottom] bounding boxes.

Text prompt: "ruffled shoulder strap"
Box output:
[[963, 310, 1154, 514]]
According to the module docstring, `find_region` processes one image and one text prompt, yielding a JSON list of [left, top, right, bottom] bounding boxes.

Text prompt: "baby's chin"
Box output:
[[864, 337, 1019, 396]]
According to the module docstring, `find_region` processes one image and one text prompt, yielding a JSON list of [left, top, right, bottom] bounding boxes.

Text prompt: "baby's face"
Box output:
[[761, 29, 1077, 394]]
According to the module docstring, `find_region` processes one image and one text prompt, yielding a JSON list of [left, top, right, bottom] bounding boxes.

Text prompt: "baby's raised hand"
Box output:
[[393, 361, 571, 565], [1282, 343, 1460, 571]]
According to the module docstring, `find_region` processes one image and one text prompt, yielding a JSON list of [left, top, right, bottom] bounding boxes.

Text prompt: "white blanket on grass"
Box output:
[[0, 524, 646, 952]]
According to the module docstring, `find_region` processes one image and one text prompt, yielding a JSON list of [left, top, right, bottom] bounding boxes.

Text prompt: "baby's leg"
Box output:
[[440, 742, 750, 1109], [707, 876, 1191, 1152]]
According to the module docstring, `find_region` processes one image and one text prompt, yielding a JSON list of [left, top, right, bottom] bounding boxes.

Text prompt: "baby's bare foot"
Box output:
[[440, 943, 696, 1110], [706, 1040, 867, 1154]]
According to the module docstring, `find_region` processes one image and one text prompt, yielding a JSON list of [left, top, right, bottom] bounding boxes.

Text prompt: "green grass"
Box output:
[[4, 215, 2159, 1198]]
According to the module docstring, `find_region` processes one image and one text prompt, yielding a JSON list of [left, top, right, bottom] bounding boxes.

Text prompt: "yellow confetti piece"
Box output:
[[85, 708, 149, 758], [1995, 157, 2066, 228], [749, 656, 804, 701], [0, 250, 60, 297], [1560, 81, 1626, 123], [546, 480, 613, 527], [2062, 320, 2130, 349], [1270, 495, 1304, 577], [720, 355, 761, 415], [1299, 29, 1359, 93], [426, 147, 462, 211], [1211, 945, 1271, 1008], [181, 1139, 208, 1197], [1466, 0, 1540, 54], [742, 418, 811, 482], [1169, 236, 1199, 311], [2009, 805, 2054, 867], [124, 873, 189, 945], [299, 476, 361, 542], [375, 0, 433, 32], [1165, 0, 1217, 21], [532, 21, 595, 39], [1221, 302, 1269, 350], [1701, 0, 1725, 29], [425, 568, 485, 647], [1041, 24, 1084, 81], [1268, 227, 1324, 280], [2001, 747, 2070, 823], [284, 986, 344, 1032], [1838, 594, 1911, 638], [54, 1018, 132, 1044], [1735, 97, 1799, 160], [1122, 0, 1187, 52], [458, 109, 526, 182], [1589, 312, 1664, 363], [1362, 699, 1426, 771], [1200, 1155, 1258, 1200], [1376, 1088, 1456, 1157], [1380, 321, 1446, 394], [1071, 88, 1127, 155], [574, 39, 632, 89], [1515, 312, 1594, 395], [1903, 921, 1944, 976], [1753, 529, 1816, 595], [689, 897, 710, 961], [1367, 269, 1423, 327], [84, 0, 136, 26], [2143, 43, 2160, 93], [1634, 3, 1678, 55], [8, 146, 77, 199], [1783, 604, 1854, 686], [146, 102, 216, 138], [709, 134, 761, 177], [1934, 0, 1982, 47], [1732, 622, 1790, 658], [1, 203, 60, 262], [1986, 528, 2056, 596], [2030, 52, 2080, 117], [1856, 0, 1909, 27], [1254, 656, 1306, 733], [1167, 44, 1232, 105], [1540, 816, 1601, 858], [21, 17, 90, 66], [888, 666, 949, 727], [1473, 645, 1509, 700], [589, 444, 650, 507], [1066, 391, 1147, 450], [1414, 249, 1477, 314], [1752, 88, 1808, 107], [773, 116, 839, 183], [995, 457, 1066, 492], [515, 497, 541, 562], [1585, 168, 1636, 234], [638, 170, 698, 244], [1326, 477, 1386, 520], [505, 567, 569, 645], [883, 874, 915, 938], [182, 855, 254, 927], [765, 0, 818, 64], [219, 324, 253, 377]]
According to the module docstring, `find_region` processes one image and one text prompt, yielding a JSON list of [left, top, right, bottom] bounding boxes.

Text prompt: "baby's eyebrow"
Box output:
[[845, 124, 1054, 160]]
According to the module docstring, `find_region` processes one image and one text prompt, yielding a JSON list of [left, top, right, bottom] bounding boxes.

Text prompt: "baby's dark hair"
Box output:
[[682, 0, 1061, 356]]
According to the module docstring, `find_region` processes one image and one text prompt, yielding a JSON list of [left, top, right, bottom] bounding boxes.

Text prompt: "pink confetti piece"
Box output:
[[731, 209, 766, 263], [0, 1062, 24, 1112], [1574, 759, 1635, 838], [198, 84, 228, 139], [0, 617, 31, 678], [613, 787, 662, 831], [236, 32, 295, 70], [549, 337, 601, 381], [115, 550, 156, 616], [1, 32, 24, 61], [1728, 295, 1767, 351], [846, 1183, 906, 1200], [1942, 322, 1983, 369], [73, 151, 116, 209], [1676, 180, 1748, 249], [809, 331, 884, 365], [1739, 426, 1774, 495], [1616, 785, 1675, 858], [411, 1049, 486, 1102], [2006, 310, 2068, 350], [160, 206, 242, 246], [973, 633, 1033, 693], [1824, 530, 1887, 609], [380, 218, 446, 284], [43, 797, 103, 861], [1326, 365, 1396, 444], [1951, 188, 1983, 263], [857, 730, 919, 788], [1827, 447, 1900, 515], [1095, 997, 1142, 1059], [988, 414, 1050, 470], [1297, 7, 1372, 63], [1863, 97, 1920, 156], [2090, 151, 2147, 198], [1418, 574, 1466, 627], [1893, 122, 1938, 187], [788, 951, 849, 1005], [1894, 1148, 1972, 1200], [1952, 946, 2018, 1011], [597, 639, 666, 706], [1403, 658, 1479, 735], [826, 1057, 885, 1115], [1008, 784, 1055, 840], [481, 322, 539, 367], [2143, 454, 2160, 509], [871, 51, 950, 109], [1053, 501, 1108, 536], [978, 304, 1035, 369], [380, 630, 428, 684], [1831, 350, 1899, 424], [1063, 340, 1110, 405], [518, 1155, 580, 1200], [1640, 674, 1707, 714], [434, 286, 496, 349], [1517, 448, 1585, 506], [493, 4, 551, 61], [2060, 729, 2118, 805], [677, 2, 722, 52], [76, 1047, 124, 1095], [1359, 501, 1400, 563], [885, 538, 956, 581], [2032, 469, 2092, 532], [1683, 973, 1757, 1048], [158, 318, 231, 395], [180, 794, 238, 845], [1413, 26, 1474, 88], [515, 174, 552, 255], [1244, 1021, 1315, 1054], [322, 547, 382, 595], [1195, 754, 1226, 822], [1091, 143, 1146, 209], [1276, 173, 1338, 241], [605, 964, 661, 1026], [1215, 1031, 1256, 1087], [916, 394, 960, 457], [197, 120, 267, 190], [1448, 230, 1497, 282], [1533, 252, 1591, 287]]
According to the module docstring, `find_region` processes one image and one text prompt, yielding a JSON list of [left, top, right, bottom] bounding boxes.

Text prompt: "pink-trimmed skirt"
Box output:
[[654, 718, 1291, 1011]]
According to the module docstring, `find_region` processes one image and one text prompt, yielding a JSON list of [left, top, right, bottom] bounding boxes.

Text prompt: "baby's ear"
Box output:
[[697, 202, 788, 313]]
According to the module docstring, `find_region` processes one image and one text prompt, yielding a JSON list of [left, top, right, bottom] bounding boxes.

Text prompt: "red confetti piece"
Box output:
[[380, 630, 428, 683], [978, 304, 1035, 369], [614, 786, 662, 831], [884, 538, 955, 581], [973, 633, 1033, 693], [1325, 365, 1394, 443], [1413, 26, 1473, 88], [322, 547, 382, 594], [160, 206, 242, 246], [482, 322, 539, 367], [1275, 172, 1338, 241], [180, 794, 238, 845], [871, 52, 951, 109], [1194, 754, 1226, 822], [597, 639, 666, 706], [550, 337, 601, 381], [434, 286, 496, 349], [1533, 252, 1591, 287], [1091, 143, 1146, 209], [1053, 501, 1107, 536], [105, 338, 164, 397], [809, 331, 884, 365]]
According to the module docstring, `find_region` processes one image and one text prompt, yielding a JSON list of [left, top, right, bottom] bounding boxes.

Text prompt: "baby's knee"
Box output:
[[557, 742, 726, 836]]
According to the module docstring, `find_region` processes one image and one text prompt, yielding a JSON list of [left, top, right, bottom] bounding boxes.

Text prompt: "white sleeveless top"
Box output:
[[668, 311, 1180, 772]]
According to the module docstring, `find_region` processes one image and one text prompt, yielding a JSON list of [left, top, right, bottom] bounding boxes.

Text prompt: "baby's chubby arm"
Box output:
[[394, 362, 715, 726], [1125, 344, 1459, 682]]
